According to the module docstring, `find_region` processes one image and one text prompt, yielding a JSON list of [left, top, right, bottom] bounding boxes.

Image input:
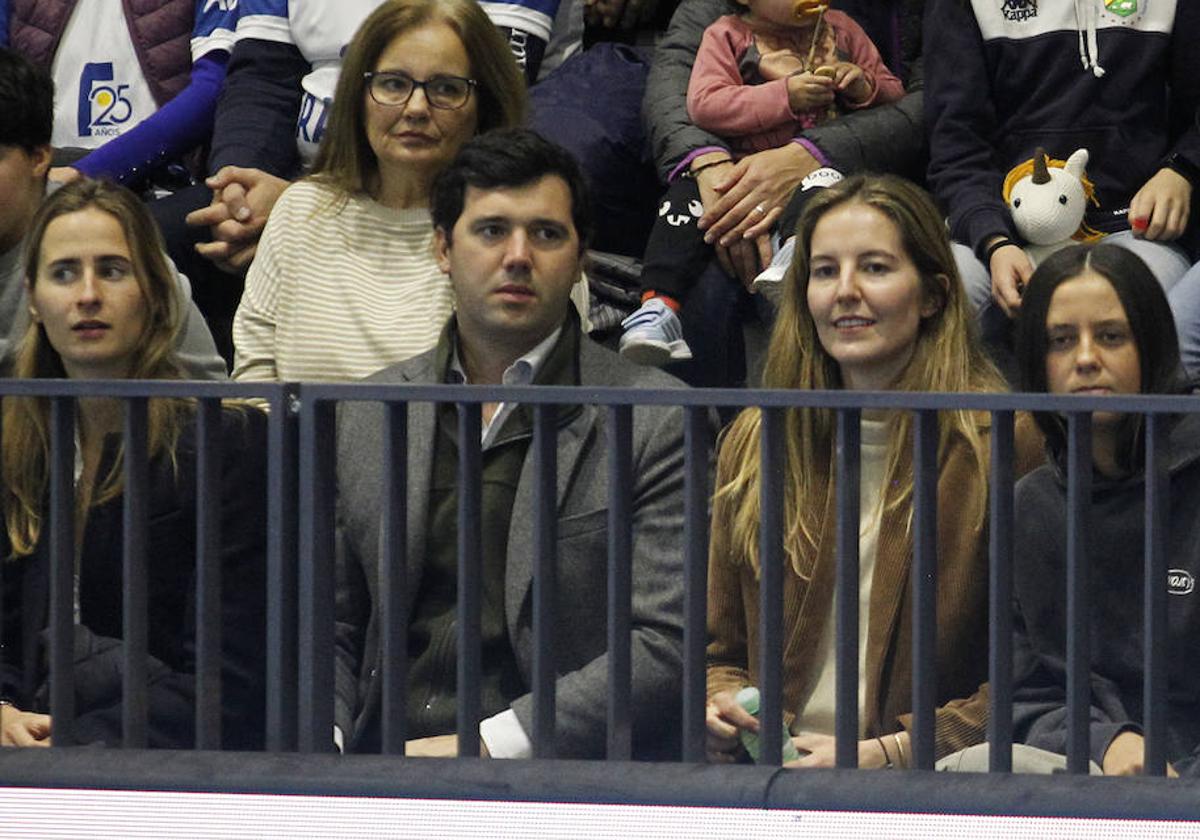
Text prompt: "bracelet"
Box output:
[[983, 236, 1017, 264], [893, 732, 907, 768], [875, 734, 894, 769], [686, 158, 732, 178]]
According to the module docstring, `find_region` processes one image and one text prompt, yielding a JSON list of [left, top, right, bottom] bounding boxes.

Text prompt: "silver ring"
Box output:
[[753, 203, 766, 216]]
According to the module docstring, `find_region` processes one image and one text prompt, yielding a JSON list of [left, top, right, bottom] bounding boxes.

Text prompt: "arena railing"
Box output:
[[0, 379, 1196, 822]]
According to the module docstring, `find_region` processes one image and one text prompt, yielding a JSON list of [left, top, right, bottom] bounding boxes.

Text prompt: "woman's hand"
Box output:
[[784, 732, 894, 769], [1102, 731, 1180, 777], [185, 166, 290, 274], [1129, 167, 1192, 242], [698, 144, 821, 248], [1, 703, 52, 747], [705, 689, 758, 764], [786, 72, 836, 114], [988, 239, 1033, 317]]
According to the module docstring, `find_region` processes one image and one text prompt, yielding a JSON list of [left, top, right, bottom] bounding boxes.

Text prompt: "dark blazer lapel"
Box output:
[[504, 401, 599, 632], [401, 365, 437, 615]]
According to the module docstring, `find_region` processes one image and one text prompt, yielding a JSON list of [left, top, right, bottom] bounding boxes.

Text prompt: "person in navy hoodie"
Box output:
[[1012, 243, 1200, 776]]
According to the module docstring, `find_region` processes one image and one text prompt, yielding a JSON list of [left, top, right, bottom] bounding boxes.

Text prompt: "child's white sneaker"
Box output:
[[619, 297, 693, 366]]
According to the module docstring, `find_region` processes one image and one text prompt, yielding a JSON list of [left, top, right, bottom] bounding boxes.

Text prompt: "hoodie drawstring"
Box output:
[[1075, 0, 1107, 78]]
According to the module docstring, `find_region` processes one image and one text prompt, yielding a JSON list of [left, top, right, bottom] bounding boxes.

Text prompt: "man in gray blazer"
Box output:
[[335, 129, 690, 758]]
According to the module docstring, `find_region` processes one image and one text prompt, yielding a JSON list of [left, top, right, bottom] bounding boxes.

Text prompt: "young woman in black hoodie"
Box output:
[[1012, 242, 1200, 776]]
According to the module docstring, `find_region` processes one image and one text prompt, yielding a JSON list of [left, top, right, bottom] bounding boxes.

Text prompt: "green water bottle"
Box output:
[[736, 686, 801, 763]]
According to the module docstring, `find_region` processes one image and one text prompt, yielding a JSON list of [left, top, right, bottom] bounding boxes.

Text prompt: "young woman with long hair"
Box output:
[[0, 179, 267, 749], [705, 174, 1043, 768]]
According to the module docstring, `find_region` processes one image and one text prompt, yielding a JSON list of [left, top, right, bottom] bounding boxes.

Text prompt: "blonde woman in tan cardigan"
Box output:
[[705, 174, 1043, 769]]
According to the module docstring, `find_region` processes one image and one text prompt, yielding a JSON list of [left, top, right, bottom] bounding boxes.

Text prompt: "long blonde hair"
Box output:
[[716, 175, 1007, 573], [3, 179, 189, 557]]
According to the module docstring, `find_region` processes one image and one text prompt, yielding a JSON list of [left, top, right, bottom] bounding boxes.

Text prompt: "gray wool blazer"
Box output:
[[334, 327, 692, 758]]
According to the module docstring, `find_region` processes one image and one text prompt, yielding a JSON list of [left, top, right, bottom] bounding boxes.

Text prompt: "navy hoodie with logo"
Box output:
[[1012, 411, 1200, 775], [924, 0, 1200, 258]]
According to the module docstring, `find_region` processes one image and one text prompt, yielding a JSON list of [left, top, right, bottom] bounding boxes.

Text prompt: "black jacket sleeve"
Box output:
[[923, 0, 1013, 256], [207, 37, 309, 178]]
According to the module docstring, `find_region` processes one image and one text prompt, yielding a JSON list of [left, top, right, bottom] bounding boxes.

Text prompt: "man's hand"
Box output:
[[48, 166, 81, 185], [1102, 731, 1179, 777], [185, 166, 289, 274], [1129, 167, 1192, 241], [786, 72, 836, 113], [705, 689, 758, 764], [1, 704, 52, 748], [699, 143, 821, 247], [988, 240, 1034, 317], [404, 734, 491, 758], [825, 62, 872, 104]]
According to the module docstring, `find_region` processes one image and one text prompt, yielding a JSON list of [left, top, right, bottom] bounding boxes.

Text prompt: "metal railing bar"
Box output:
[[911, 410, 938, 770], [757, 407, 785, 765], [834, 408, 861, 769], [194, 398, 223, 750], [298, 398, 336, 753], [379, 401, 410, 756], [1065, 412, 1093, 774], [48, 397, 75, 747], [1142, 414, 1168, 776], [987, 410, 1015, 773], [291, 383, 1200, 415], [605, 405, 633, 762], [456, 403, 483, 758], [0, 380, 286, 400], [121, 397, 149, 749], [4, 379, 1200, 417], [532, 404, 558, 759], [682, 406, 711, 763], [265, 385, 299, 752]]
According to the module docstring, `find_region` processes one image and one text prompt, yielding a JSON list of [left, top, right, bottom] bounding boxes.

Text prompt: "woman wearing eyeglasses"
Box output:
[[230, 0, 527, 384]]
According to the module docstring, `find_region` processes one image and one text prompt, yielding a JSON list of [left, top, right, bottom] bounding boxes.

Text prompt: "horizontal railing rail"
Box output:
[[0, 378, 1196, 817]]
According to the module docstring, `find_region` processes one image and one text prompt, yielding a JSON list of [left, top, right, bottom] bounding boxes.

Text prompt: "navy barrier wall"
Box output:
[[0, 379, 1196, 819]]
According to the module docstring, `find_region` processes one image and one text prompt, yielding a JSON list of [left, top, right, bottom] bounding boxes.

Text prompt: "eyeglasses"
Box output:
[[363, 71, 476, 110]]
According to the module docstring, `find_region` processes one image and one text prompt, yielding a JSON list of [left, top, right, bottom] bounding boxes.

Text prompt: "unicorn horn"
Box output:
[[1032, 148, 1051, 185]]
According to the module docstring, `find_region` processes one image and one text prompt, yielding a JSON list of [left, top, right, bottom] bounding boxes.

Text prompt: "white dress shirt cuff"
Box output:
[[479, 708, 533, 759]]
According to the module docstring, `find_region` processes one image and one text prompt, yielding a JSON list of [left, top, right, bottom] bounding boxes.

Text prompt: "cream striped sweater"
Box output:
[[232, 180, 454, 383]]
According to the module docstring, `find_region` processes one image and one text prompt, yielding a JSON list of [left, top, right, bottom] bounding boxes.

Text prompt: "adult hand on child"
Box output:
[[786, 71, 836, 113], [699, 143, 821, 246], [988, 239, 1034, 317], [185, 166, 290, 274], [705, 689, 757, 764], [1129, 167, 1192, 242], [0, 704, 52, 748]]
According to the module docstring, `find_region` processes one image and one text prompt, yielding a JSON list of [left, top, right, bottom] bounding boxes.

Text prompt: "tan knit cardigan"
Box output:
[[707, 412, 1043, 760]]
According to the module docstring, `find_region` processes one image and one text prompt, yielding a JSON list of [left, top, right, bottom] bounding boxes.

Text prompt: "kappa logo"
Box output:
[[1001, 0, 1038, 22], [203, 0, 238, 11], [1168, 569, 1194, 596]]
